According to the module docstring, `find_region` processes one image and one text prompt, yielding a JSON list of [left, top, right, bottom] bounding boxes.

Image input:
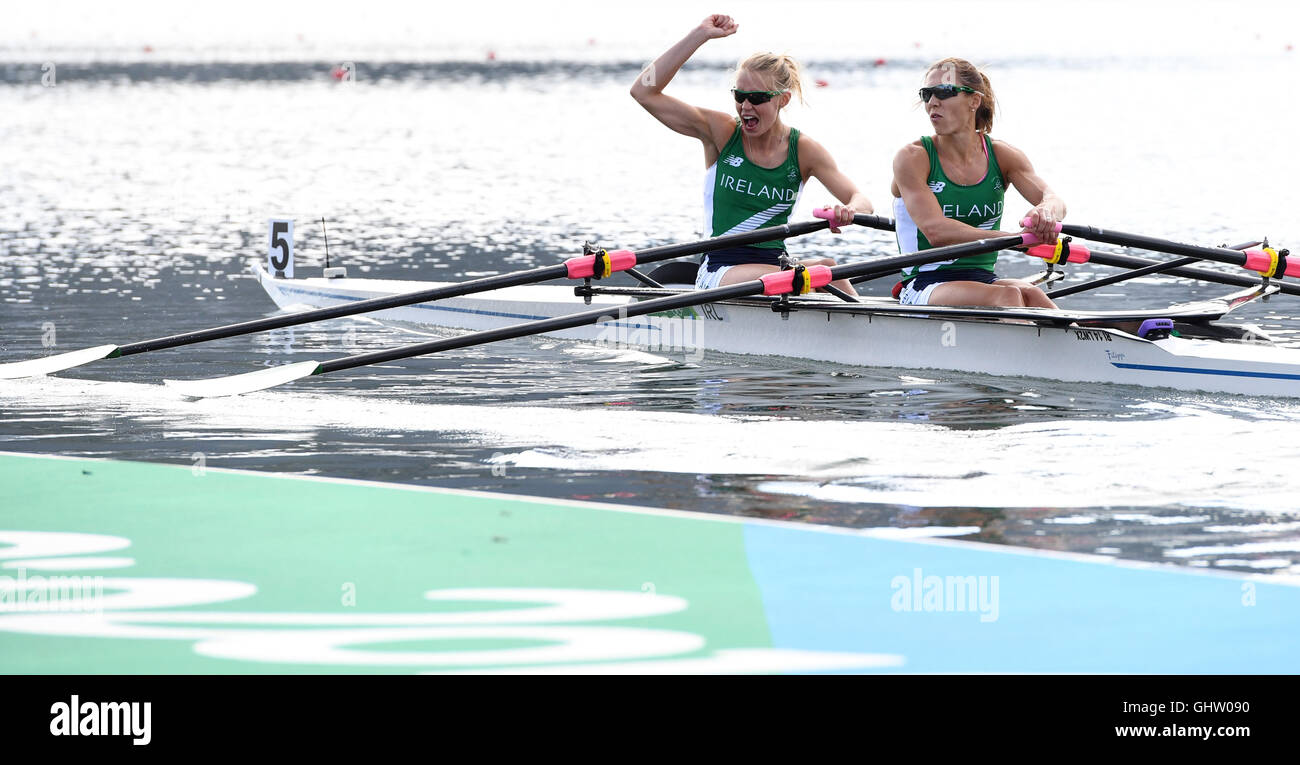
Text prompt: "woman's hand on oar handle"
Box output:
[[1016, 221, 1061, 247], [1021, 209, 1062, 245], [814, 205, 856, 233], [698, 14, 739, 39]]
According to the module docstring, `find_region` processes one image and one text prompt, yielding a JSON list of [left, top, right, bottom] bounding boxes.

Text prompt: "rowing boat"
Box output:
[[252, 261, 1300, 398], [5, 213, 1295, 399]]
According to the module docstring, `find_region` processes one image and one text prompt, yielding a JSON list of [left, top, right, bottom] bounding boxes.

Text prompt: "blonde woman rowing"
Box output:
[[631, 14, 873, 293]]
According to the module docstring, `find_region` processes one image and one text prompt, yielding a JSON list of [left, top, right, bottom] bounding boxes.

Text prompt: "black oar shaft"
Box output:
[[115, 219, 842, 357], [831, 235, 1024, 282], [1057, 224, 1264, 268], [1083, 250, 1300, 298], [114, 265, 568, 356], [1048, 240, 1261, 299], [1047, 256, 1202, 299], [315, 282, 763, 374], [314, 234, 1023, 376], [853, 213, 897, 231]]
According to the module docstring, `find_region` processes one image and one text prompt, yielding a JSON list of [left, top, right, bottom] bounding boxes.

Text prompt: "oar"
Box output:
[[1079, 249, 1300, 297], [845, 214, 899, 284], [1039, 220, 1294, 280], [1046, 241, 1261, 300], [1016, 218, 1300, 297], [852, 213, 896, 230], [1048, 255, 1202, 299], [164, 232, 1033, 399], [0, 213, 891, 380]]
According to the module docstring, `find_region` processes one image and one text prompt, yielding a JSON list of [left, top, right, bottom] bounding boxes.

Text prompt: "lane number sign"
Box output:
[[269, 219, 294, 278]]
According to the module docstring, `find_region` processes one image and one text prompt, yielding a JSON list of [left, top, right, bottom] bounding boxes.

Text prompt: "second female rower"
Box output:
[[891, 57, 1066, 307], [631, 14, 873, 293]]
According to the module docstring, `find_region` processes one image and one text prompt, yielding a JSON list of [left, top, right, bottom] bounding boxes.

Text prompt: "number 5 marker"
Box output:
[[268, 219, 294, 278]]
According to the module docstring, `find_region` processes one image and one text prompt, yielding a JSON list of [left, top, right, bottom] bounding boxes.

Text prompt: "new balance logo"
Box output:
[[723, 155, 744, 167], [928, 181, 945, 194]]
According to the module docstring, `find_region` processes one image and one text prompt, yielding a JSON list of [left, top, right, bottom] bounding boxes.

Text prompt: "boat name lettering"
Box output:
[[1073, 329, 1110, 342], [718, 173, 797, 202]]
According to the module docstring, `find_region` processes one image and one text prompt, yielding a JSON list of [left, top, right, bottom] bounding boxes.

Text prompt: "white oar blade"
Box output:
[[0, 345, 120, 379], [164, 360, 320, 399]]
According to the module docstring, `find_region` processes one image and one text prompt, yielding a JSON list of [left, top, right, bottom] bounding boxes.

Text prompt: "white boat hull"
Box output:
[[255, 266, 1300, 397]]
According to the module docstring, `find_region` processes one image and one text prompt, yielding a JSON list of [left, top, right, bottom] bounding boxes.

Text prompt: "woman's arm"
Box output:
[[799, 135, 873, 230], [892, 143, 996, 247], [994, 140, 1066, 244], [630, 15, 741, 160]]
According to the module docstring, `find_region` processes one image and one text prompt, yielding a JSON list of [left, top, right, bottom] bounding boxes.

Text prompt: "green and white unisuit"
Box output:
[[697, 125, 804, 289], [893, 134, 1006, 286]]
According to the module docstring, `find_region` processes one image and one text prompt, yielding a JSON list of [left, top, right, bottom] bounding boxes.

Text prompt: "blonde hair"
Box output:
[[926, 57, 997, 133], [735, 52, 805, 106]]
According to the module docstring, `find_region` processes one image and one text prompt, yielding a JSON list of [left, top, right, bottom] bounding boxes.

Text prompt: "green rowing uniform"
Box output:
[[703, 125, 803, 252], [894, 134, 1005, 280]]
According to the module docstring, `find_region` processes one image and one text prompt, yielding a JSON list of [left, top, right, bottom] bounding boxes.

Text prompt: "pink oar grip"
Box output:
[[607, 249, 637, 271], [1242, 250, 1270, 271], [1026, 243, 1091, 263], [1243, 249, 1300, 278], [1020, 217, 1064, 232], [814, 206, 842, 231], [760, 265, 833, 295], [563, 249, 637, 279]]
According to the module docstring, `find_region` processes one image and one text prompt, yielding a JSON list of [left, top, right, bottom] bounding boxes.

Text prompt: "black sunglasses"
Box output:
[[919, 84, 977, 102], [732, 88, 785, 105]]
